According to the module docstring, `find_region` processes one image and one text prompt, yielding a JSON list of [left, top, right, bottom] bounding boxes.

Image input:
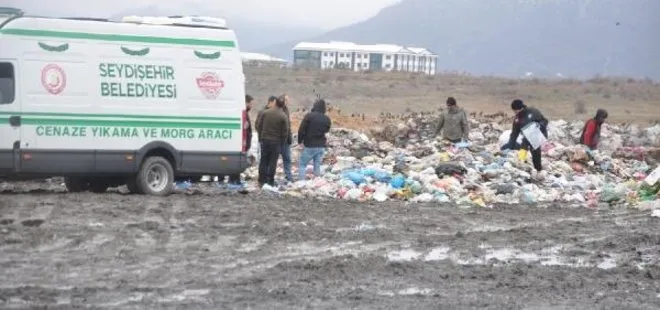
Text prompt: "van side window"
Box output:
[[0, 63, 15, 104]]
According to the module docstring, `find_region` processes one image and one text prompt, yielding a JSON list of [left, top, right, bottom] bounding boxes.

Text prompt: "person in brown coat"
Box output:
[[257, 97, 289, 187]]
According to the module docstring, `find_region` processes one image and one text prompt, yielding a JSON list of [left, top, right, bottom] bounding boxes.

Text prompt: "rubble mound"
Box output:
[[246, 114, 660, 208]]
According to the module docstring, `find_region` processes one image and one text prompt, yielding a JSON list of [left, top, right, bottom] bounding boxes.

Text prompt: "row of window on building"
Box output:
[[293, 42, 438, 75]]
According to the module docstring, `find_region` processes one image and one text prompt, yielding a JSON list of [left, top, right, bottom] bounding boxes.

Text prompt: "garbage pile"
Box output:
[[246, 114, 660, 208]]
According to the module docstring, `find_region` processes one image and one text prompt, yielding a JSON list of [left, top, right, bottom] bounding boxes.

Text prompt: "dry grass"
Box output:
[[245, 67, 660, 130]]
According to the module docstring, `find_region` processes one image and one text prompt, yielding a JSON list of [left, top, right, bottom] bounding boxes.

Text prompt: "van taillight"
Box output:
[[241, 110, 247, 152]]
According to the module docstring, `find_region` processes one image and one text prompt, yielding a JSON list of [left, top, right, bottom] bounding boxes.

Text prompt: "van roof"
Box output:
[[0, 8, 229, 31]]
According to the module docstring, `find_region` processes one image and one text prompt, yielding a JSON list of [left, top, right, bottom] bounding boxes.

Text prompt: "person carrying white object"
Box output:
[[501, 99, 549, 174]]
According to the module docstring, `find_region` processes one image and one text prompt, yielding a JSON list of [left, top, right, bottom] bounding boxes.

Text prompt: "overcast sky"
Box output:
[[1, 0, 402, 30]]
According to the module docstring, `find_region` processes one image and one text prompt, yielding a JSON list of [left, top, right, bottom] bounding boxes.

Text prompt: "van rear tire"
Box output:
[[136, 156, 174, 196], [64, 177, 89, 193]]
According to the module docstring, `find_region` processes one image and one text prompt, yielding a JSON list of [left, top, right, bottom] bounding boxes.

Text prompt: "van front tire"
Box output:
[[136, 156, 174, 196]]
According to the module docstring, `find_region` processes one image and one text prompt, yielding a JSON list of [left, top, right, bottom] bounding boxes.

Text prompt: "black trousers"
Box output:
[[523, 126, 548, 172], [529, 146, 543, 172], [258, 140, 282, 186]]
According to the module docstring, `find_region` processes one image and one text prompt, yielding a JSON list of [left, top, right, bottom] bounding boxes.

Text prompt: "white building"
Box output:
[[241, 52, 287, 68], [292, 41, 437, 75]]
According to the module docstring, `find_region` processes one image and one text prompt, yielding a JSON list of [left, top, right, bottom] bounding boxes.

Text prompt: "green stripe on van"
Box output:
[[0, 28, 236, 48], [22, 118, 240, 129], [0, 111, 241, 122]]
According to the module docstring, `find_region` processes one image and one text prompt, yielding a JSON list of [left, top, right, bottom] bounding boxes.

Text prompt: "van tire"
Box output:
[[125, 179, 142, 194], [136, 156, 174, 196], [64, 177, 89, 193], [89, 179, 109, 193]]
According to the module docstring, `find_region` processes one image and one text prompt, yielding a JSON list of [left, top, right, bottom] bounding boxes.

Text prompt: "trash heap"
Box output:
[[245, 115, 660, 208]]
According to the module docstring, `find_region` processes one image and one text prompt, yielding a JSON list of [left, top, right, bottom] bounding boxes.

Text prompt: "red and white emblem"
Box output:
[[196, 72, 225, 99], [41, 64, 66, 95]]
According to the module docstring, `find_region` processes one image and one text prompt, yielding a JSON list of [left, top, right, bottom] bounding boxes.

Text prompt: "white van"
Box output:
[[0, 8, 250, 195]]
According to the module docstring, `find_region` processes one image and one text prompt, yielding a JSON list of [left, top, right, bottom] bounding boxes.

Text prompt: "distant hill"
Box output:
[[259, 0, 660, 79], [109, 5, 323, 52]]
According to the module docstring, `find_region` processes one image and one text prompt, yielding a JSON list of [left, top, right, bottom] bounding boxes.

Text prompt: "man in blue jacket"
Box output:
[[297, 99, 332, 180]]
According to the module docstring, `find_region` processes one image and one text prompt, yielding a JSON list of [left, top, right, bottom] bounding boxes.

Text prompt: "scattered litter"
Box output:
[[56, 115, 657, 208]]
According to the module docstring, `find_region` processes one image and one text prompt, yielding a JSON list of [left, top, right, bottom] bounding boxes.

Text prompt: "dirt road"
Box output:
[[1, 183, 659, 309]]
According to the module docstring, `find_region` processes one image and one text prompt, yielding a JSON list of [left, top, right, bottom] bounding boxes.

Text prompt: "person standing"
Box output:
[[297, 98, 332, 180], [279, 94, 294, 182], [435, 97, 470, 143], [255, 96, 277, 142], [220, 94, 254, 186], [257, 97, 289, 187], [502, 99, 549, 178], [580, 109, 608, 150]]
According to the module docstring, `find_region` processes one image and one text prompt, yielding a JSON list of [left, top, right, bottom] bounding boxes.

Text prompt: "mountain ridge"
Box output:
[[258, 0, 660, 79]]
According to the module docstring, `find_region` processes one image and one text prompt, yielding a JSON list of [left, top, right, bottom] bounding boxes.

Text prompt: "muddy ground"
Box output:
[[1, 182, 659, 309]]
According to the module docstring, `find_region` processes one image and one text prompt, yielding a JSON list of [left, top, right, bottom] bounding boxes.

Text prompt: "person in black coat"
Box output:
[[297, 99, 331, 180], [502, 99, 549, 174]]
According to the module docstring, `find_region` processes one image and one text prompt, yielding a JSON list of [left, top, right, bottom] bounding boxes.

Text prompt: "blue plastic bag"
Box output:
[[360, 168, 377, 177], [343, 170, 366, 185], [455, 140, 472, 148], [390, 175, 406, 189]]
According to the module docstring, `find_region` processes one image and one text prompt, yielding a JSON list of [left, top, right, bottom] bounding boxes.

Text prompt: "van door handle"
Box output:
[[9, 116, 21, 126]]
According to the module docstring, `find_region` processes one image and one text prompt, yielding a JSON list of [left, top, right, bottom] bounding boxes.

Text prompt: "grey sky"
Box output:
[[0, 0, 402, 30]]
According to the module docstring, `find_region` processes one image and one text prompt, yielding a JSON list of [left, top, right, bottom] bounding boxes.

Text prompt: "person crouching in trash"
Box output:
[[435, 96, 470, 143], [501, 99, 549, 180], [579, 109, 608, 150]]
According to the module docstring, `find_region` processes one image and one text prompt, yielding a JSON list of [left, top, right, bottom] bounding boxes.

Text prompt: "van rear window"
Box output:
[[0, 63, 15, 104]]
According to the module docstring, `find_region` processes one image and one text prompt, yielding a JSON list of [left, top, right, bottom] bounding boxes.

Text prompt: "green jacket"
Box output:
[[436, 106, 470, 141]]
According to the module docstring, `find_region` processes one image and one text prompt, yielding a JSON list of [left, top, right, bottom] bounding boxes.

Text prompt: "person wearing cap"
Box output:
[[580, 109, 608, 150], [503, 99, 549, 177], [435, 96, 470, 143]]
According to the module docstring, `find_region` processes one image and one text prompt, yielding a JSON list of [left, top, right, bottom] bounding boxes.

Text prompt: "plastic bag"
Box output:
[[390, 175, 406, 189], [343, 170, 366, 185]]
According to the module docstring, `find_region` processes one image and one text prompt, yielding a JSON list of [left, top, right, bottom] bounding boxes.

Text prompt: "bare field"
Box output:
[[1, 186, 660, 309], [245, 67, 660, 126]]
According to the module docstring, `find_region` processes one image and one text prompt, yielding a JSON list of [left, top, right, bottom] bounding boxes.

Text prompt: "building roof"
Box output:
[[293, 41, 436, 56], [241, 52, 286, 63]]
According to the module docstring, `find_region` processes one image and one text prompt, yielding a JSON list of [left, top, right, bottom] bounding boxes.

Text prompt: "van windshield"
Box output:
[[0, 63, 15, 104]]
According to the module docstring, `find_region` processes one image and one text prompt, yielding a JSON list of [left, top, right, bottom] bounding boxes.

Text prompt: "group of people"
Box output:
[[226, 94, 608, 186], [436, 97, 609, 180], [252, 94, 332, 187]]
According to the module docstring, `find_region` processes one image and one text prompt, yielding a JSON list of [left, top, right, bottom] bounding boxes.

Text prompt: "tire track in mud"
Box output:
[[1, 191, 659, 309]]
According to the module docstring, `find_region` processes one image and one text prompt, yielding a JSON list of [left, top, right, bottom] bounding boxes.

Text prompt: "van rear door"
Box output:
[[0, 60, 19, 174]]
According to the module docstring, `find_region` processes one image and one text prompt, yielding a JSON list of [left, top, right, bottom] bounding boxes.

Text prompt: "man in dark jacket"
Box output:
[[221, 94, 254, 186], [297, 99, 332, 180], [255, 96, 277, 141], [258, 97, 289, 187], [279, 94, 294, 182], [580, 109, 608, 150], [502, 99, 549, 175]]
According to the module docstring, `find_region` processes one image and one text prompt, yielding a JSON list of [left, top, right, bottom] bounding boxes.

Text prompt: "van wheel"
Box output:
[[136, 156, 174, 196], [64, 177, 89, 193], [125, 179, 142, 194], [89, 179, 109, 193]]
